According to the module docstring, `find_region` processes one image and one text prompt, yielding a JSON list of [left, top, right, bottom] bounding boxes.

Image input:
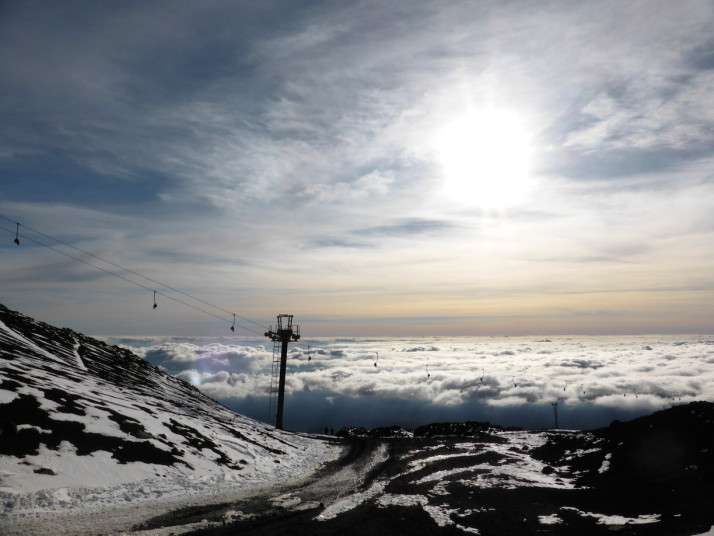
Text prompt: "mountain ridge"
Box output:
[[0, 302, 338, 528]]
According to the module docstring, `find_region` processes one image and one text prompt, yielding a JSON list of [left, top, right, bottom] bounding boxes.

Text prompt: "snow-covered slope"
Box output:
[[0, 304, 338, 530]]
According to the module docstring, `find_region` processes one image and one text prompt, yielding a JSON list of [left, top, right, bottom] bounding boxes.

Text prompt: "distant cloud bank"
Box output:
[[126, 335, 714, 432]]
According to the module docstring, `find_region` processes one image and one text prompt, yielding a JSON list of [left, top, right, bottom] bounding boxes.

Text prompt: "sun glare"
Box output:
[[433, 108, 533, 208]]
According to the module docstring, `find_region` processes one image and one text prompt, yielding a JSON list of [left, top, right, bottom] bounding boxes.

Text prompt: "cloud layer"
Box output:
[[128, 335, 714, 432]]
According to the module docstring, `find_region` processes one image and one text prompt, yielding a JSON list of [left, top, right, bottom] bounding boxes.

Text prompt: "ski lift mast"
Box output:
[[265, 314, 300, 430]]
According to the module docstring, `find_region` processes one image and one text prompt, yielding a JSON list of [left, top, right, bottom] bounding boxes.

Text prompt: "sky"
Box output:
[[2, 0, 714, 339]]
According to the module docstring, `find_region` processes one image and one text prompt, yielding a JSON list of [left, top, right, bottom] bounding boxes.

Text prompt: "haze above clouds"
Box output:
[[2, 1, 714, 337]]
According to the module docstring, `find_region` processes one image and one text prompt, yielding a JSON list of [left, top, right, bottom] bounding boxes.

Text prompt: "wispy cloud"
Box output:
[[354, 219, 455, 238], [1, 1, 714, 336]]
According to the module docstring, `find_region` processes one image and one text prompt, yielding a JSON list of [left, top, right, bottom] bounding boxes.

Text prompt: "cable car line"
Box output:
[[1, 223, 265, 336], [0, 215, 267, 331]]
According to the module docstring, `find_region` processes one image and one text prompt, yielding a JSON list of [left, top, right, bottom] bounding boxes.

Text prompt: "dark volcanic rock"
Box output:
[[336, 426, 369, 438], [413, 420, 507, 437]]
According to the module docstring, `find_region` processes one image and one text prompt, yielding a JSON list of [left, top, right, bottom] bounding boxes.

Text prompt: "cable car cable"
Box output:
[[0, 224, 265, 336], [0, 214, 267, 330]]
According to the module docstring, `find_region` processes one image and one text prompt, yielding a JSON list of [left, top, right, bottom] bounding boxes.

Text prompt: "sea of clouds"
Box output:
[[119, 335, 714, 433]]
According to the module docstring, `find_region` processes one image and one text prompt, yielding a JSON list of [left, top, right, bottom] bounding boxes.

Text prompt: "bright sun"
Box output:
[[432, 107, 533, 208]]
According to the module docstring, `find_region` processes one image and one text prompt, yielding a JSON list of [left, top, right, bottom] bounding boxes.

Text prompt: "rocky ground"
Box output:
[[133, 402, 714, 536]]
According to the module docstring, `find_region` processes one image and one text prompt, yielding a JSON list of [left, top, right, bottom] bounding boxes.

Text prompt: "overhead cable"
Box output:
[[0, 218, 266, 336], [0, 214, 266, 331]]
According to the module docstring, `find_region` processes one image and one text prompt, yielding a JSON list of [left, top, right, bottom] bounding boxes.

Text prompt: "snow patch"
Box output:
[[598, 452, 611, 473], [561, 506, 660, 525], [539, 513, 563, 525], [316, 481, 386, 521]]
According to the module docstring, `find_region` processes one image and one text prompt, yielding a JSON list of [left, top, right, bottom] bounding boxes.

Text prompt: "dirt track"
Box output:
[[137, 437, 469, 536], [133, 438, 394, 535]]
